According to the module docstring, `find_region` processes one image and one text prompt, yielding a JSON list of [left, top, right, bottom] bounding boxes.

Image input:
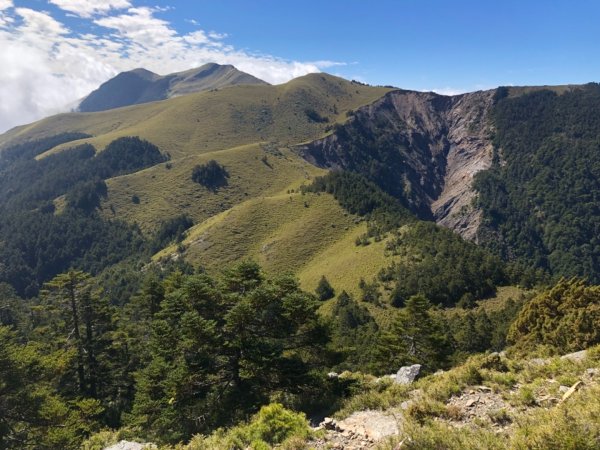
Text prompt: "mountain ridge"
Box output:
[[77, 62, 269, 113]]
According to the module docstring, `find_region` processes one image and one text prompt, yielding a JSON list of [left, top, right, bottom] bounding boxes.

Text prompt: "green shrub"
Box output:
[[187, 404, 310, 450], [508, 278, 600, 354]]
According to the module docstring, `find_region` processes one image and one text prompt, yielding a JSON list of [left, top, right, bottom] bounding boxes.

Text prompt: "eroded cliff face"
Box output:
[[297, 88, 496, 240], [433, 90, 495, 241]]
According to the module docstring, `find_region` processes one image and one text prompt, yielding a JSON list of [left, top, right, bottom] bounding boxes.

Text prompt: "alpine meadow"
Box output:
[[2, 2, 600, 449]]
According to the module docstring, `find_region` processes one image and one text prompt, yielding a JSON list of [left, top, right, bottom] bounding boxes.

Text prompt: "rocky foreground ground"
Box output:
[[102, 349, 599, 450]]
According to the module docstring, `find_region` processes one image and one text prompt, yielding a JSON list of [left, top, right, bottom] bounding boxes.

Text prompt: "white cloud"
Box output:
[[208, 31, 226, 40], [48, 0, 131, 18], [0, 2, 343, 133], [0, 8, 116, 132], [428, 87, 465, 96], [15, 7, 68, 36], [95, 7, 178, 48], [184, 30, 209, 45], [0, 0, 13, 27]]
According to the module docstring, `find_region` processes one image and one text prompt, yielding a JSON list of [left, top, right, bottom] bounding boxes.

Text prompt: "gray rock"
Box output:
[[327, 372, 339, 378], [465, 397, 479, 407], [400, 400, 413, 410], [560, 350, 587, 362], [395, 364, 422, 384], [321, 417, 337, 429], [529, 358, 549, 366], [104, 441, 156, 450], [335, 410, 400, 441]]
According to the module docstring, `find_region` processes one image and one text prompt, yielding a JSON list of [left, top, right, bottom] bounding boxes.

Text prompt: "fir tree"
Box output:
[[316, 275, 335, 300]]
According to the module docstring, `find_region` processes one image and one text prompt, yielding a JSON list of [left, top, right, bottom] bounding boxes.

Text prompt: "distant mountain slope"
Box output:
[[4, 71, 599, 295], [0, 74, 394, 294], [0, 73, 390, 159], [77, 63, 268, 112]]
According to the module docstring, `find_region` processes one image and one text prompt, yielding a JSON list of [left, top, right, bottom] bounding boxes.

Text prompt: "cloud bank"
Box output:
[[0, 1, 339, 133]]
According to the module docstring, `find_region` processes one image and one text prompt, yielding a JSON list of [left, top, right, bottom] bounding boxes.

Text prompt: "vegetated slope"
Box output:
[[160, 169, 506, 311], [0, 74, 392, 295], [78, 63, 268, 112], [297, 222, 399, 298], [0, 134, 168, 296], [473, 83, 600, 282], [0, 73, 390, 159], [0, 74, 390, 230], [102, 143, 326, 233], [154, 192, 359, 276]]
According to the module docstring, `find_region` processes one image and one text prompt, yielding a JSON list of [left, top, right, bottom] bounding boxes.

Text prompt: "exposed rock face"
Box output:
[[297, 88, 496, 240], [432, 90, 495, 241], [395, 364, 422, 384], [560, 350, 588, 363]]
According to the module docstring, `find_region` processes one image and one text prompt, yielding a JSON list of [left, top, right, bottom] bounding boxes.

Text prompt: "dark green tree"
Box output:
[[329, 291, 379, 372], [375, 295, 452, 373], [315, 275, 335, 301], [0, 326, 103, 449], [42, 271, 117, 405], [191, 160, 229, 191], [129, 262, 329, 443]]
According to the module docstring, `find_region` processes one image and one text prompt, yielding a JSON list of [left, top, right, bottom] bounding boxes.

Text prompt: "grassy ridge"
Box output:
[[297, 223, 399, 298], [0, 74, 391, 236], [1, 74, 391, 159]]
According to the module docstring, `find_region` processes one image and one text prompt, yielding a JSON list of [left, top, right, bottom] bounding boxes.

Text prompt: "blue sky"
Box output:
[[0, 0, 599, 131], [161, 0, 600, 91]]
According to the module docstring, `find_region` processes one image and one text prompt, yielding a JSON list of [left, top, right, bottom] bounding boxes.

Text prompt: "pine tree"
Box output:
[[331, 291, 380, 372], [43, 270, 91, 395], [375, 295, 452, 373], [316, 275, 335, 300], [42, 271, 116, 403], [129, 263, 329, 443], [0, 326, 103, 449]]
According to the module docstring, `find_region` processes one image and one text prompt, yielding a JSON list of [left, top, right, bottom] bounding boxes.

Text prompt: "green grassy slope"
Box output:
[[297, 223, 400, 298], [154, 191, 359, 276], [0, 73, 391, 237], [0, 74, 390, 159], [101, 144, 325, 232], [150, 188, 411, 318]]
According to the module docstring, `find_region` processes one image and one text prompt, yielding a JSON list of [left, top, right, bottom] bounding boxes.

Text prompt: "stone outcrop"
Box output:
[[316, 411, 401, 449], [395, 364, 422, 384]]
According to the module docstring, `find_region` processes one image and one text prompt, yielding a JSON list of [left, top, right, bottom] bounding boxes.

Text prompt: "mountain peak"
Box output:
[[78, 63, 268, 112], [127, 68, 159, 80]]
